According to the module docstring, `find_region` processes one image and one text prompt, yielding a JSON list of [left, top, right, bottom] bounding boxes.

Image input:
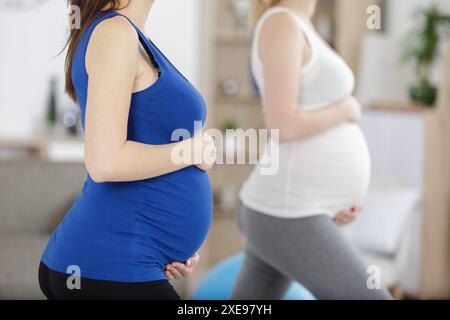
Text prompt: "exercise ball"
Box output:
[[191, 253, 315, 300]]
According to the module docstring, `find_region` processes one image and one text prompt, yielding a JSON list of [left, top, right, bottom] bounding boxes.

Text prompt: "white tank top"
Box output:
[[240, 7, 372, 218]]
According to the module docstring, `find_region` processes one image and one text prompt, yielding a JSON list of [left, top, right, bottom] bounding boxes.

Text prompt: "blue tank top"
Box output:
[[41, 11, 213, 282]]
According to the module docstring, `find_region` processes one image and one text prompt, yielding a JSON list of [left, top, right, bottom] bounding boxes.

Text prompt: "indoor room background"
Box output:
[[1, 0, 450, 300]]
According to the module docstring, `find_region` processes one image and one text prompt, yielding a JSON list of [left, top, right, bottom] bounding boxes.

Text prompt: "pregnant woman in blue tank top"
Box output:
[[38, 0, 216, 300]]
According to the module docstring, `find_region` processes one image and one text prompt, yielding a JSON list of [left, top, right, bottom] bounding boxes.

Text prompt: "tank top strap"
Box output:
[[257, 7, 296, 25], [266, 7, 317, 44], [86, 11, 193, 86], [106, 11, 167, 72], [254, 6, 318, 72], [262, 7, 314, 34]]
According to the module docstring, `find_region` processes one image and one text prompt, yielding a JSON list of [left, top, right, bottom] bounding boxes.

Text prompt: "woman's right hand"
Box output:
[[192, 131, 217, 171], [333, 204, 363, 225], [339, 96, 362, 123]]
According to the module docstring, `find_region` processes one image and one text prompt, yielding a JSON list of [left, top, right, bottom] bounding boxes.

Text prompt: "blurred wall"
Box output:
[[148, 0, 201, 85], [1, 0, 449, 138], [355, 0, 450, 104], [0, 0, 201, 137], [0, 1, 67, 136], [386, 0, 450, 38]]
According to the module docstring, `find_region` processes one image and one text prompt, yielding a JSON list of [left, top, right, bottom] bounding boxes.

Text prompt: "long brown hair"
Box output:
[[65, 0, 129, 101]]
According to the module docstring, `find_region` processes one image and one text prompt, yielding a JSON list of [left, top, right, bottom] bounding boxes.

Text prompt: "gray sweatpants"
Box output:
[[231, 200, 392, 300]]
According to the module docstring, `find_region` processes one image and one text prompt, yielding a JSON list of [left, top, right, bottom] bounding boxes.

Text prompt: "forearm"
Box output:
[[87, 139, 193, 183], [273, 102, 348, 143]]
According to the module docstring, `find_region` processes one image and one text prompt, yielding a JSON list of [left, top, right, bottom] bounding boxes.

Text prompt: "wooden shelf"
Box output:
[[216, 31, 252, 46], [370, 101, 434, 113], [0, 134, 84, 160], [0, 134, 82, 147], [216, 94, 261, 107]]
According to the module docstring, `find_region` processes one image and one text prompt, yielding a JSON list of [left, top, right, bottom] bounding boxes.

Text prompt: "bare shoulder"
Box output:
[[258, 10, 306, 62], [86, 15, 140, 73], [90, 15, 138, 46], [259, 11, 303, 44]]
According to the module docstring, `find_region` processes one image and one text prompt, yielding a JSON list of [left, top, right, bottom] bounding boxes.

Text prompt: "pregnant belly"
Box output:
[[71, 167, 212, 265], [135, 166, 213, 263], [43, 167, 212, 281], [278, 123, 371, 214]]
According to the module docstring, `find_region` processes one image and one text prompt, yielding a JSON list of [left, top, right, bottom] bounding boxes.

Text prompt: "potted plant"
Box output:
[[404, 4, 450, 106]]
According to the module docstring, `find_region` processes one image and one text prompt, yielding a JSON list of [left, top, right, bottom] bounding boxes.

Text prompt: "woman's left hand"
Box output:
[[165, 252, 200, 280], [333, 204, 363, 225]]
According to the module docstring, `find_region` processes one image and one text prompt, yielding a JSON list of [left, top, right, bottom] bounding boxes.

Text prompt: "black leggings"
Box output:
[[38, 262, 180, 300]]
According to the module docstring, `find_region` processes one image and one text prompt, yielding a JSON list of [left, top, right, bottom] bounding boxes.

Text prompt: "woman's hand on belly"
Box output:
[[193, 132, 217, 172], [341, 96, 362, 123], [164, 252, 200, 280], [333, 203, 362, 225]]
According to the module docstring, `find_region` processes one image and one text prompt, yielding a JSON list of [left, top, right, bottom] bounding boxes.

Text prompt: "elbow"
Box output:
[[265, 109, 302, 143], [85, 157, 115, 183], [89, 170, 110, 184], [266, 119, 297, 144], [266, 114, 312, 143], [279, 127, 311, 143], [278, 127, 298, 143]]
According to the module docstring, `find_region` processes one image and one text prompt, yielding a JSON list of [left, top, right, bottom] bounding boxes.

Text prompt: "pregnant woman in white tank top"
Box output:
[[241, 4, 371, 218], [232, 0, 391, 300]]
